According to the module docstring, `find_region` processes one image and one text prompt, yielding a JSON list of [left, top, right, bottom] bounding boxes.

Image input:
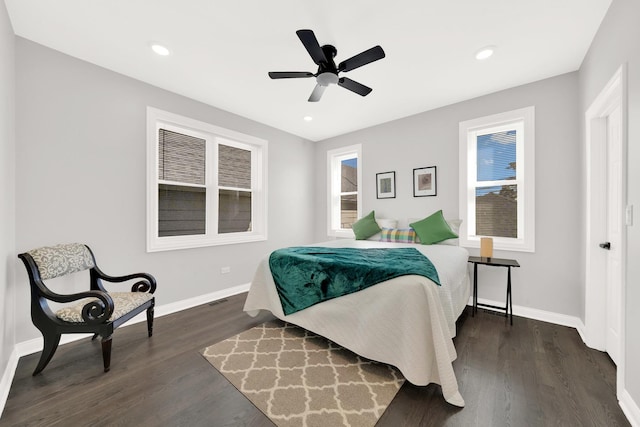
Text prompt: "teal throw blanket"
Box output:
[[269, 246, 440, 315]]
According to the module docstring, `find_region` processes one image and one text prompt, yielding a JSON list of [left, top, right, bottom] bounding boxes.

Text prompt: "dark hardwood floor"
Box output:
[[1, 293, 630, 426]]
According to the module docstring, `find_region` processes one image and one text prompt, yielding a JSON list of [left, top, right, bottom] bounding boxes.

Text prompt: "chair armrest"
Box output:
[[92, 267, 157, 294], [42, 289, 115, 324]]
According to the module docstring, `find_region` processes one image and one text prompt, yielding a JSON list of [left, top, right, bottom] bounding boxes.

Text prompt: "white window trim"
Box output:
[[458, 106, 535, 252], [147, 107, 268, 252], [327, 144, 362, 238]]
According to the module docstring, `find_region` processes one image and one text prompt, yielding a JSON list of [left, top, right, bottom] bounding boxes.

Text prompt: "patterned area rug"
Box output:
[[202, 320, 405, 427]]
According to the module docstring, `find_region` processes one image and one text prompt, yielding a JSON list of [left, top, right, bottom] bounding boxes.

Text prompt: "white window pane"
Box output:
[[475, 184, 517, 238], [341, 158, 357, 192], [219, 144, 251, 189], [219, 189, 252, 233], [158, 184, 206, 236], [477, 130, 516, 182], [158, 129, 205, 185]]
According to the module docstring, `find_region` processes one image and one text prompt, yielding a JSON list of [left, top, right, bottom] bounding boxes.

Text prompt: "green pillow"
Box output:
[[410, 210, 458, 245], [352, 210, 382, 240]]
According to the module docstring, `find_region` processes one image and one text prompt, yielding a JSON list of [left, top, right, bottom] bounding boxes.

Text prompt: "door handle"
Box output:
[[599, 242, 611, 250]]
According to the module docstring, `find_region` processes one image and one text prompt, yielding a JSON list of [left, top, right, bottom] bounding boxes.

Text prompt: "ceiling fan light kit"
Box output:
[[317, 72, 338, 86], [268, 29, 385, 102]]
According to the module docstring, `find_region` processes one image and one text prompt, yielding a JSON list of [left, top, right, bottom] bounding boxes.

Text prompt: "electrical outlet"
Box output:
[[221, 266, 231, 274], [626, 205, 633, 226]]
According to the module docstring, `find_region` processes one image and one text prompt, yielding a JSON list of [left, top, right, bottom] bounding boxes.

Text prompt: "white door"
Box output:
[[605, 105, 622, 365]]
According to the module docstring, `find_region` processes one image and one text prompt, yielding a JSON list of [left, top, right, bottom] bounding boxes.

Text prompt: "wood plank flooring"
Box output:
[[1, 293, 630, 426]]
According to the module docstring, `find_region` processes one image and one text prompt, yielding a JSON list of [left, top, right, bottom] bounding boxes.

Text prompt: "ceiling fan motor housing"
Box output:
[[317, 44, 339, 84]]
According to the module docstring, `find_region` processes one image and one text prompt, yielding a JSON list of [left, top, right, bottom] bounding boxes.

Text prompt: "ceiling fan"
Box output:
[[268, 29, 385, 102]]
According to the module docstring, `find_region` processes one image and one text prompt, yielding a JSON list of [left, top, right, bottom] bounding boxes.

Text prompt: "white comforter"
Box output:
[[243, 240, 470, 407]]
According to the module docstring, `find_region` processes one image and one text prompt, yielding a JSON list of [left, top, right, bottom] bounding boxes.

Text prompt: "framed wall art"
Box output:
[[376, 171, 396, 199], [413, 166, 437, 197]]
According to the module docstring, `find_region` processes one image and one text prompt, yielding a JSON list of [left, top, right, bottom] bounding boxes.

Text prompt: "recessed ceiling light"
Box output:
[[303, 116, 313, 122], [150, 43, 171, 56], [475, 46, 495, 60]]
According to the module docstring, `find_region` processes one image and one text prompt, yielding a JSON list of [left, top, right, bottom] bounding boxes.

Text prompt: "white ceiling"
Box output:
[[6, 0, 611, 141]]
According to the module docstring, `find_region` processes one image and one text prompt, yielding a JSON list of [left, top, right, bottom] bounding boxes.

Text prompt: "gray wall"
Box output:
[[14, 38, 316, 343], [579, 0, 640, 410], [0, 0, 16, 381], [315, 72, 582, 318], [6, 0, 638, 417]]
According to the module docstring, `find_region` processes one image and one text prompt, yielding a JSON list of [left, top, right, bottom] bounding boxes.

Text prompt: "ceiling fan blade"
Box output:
[[308, 84, 327, 102], [296, 29, 328, 65], [338, 45, 385, 72], [268, 71, 314, 79], [338, 77, 372, 96]]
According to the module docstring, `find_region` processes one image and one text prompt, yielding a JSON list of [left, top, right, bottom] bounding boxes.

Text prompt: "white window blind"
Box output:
[[157, 129, 207, 237], [218, 143, 253, 234]]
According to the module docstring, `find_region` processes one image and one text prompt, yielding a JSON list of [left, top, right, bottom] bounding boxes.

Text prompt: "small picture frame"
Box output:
[[413, 166, 437, 197], [376, 171, 396, 199]]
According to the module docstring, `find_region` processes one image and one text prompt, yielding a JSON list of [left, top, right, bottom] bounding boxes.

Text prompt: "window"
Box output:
[[327, 144, 361, 237], [147, 107, 267, 252], [459, 106, 535, 252]]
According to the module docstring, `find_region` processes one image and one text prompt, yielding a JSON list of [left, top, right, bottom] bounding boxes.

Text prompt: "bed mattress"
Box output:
[[243, 239, 470, 406]]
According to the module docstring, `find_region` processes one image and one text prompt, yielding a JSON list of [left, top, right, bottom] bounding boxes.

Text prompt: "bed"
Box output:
[[243, 239, 470, 407]]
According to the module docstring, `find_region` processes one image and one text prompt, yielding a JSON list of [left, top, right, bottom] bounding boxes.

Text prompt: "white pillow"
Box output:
[[407, 217, 462, 245], [437, 219, 462, 245], [377, 218, 398, 229], [367, 218, 398, 241]]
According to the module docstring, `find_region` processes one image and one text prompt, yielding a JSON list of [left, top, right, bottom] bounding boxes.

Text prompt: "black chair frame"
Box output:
[[18, 245, 156, 375]]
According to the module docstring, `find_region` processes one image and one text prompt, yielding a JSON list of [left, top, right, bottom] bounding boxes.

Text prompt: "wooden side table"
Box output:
[[468, 256, 520, 325]]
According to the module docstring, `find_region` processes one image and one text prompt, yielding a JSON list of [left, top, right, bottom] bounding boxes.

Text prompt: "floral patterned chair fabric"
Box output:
[[18, 243, 156, 375], [27, 243, 95, 280]]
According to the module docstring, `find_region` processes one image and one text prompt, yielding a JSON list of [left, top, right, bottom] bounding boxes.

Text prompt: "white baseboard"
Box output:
[[1, 283, 250, 416], [620, 389, 640, 427], [153, 282, 250, 320], [574, 319, 587, 344], [469, 296, 584, 329], [471, 297, 639, 427], [0, 348, 19, 418]]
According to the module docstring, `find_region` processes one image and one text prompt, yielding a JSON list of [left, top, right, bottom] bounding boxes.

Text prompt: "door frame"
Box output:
[[584, 64, 627, 396]]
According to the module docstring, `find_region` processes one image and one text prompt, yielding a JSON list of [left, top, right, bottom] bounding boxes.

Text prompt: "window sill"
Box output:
[[328, 229, 355, 239], [461, 238, 534, 253], [147, 233, 267, 252]]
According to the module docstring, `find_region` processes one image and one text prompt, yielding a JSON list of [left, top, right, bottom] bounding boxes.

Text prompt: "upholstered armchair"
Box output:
[[18, 243, 156, 375]]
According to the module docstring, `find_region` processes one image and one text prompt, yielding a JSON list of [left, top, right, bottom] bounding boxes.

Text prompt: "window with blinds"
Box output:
[[475, 130, 517, 238], [459, 107, 535, 252], [218, 144, 252, 233], [158, 130, 206, 237], [147, 107, 267, 252]]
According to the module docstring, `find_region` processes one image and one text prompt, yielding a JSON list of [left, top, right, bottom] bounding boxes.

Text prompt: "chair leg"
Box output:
[[101, 335, 112, 372], [33, 332, 61, 376], [146, 306, 154, 337], [91, 333, 98, 341]]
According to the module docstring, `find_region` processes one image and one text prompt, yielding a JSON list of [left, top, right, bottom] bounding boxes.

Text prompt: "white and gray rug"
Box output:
[[202, 320, 404, 427]]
